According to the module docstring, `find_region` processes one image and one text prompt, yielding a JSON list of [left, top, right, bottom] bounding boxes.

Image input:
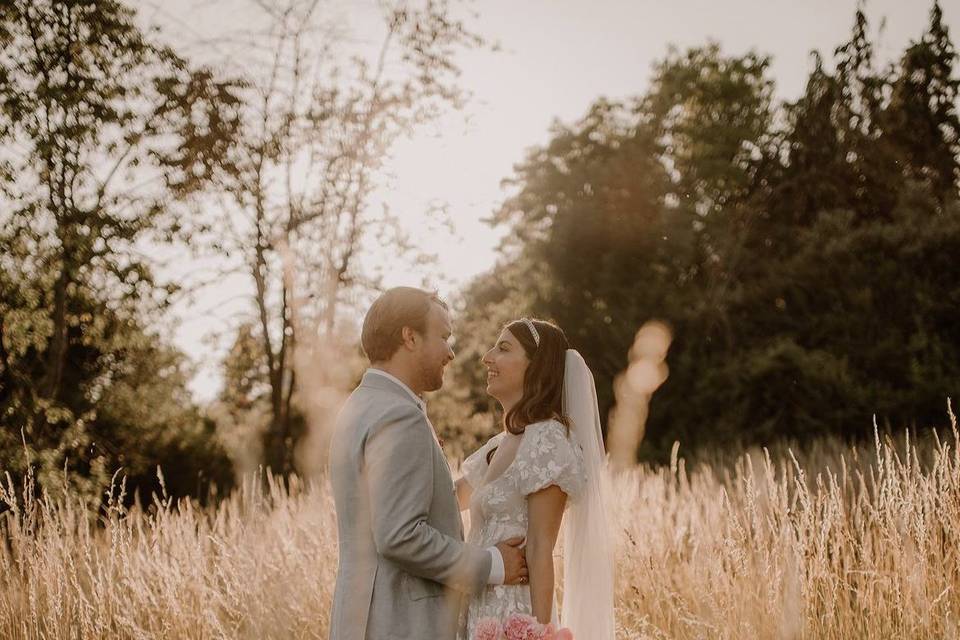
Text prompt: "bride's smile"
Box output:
[[482, 330, 530, 407]]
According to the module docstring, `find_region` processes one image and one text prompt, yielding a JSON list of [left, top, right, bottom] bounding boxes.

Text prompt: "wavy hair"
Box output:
[[503, 318, 570, 435]]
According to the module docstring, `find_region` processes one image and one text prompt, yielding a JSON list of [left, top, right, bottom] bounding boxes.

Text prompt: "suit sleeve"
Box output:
[[364, 404, 493, 595]]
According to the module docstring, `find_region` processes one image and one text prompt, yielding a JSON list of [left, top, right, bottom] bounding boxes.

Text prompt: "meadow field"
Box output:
[[1, 411, 959, 640]]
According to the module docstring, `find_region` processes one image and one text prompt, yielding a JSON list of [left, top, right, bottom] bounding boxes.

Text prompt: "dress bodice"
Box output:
[[458, 419, 586, 638]]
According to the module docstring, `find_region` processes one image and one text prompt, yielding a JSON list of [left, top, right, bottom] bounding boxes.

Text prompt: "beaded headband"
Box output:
[[521, 318, 540, 347]]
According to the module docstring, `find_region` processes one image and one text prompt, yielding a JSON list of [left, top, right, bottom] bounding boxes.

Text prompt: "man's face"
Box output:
[[414, 303, 455, 393]]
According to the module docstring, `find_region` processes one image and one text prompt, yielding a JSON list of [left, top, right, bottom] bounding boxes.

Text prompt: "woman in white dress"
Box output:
[[455, 318, 616, 640]]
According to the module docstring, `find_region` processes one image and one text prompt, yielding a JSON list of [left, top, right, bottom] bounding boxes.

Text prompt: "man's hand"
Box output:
[[495, 536, 529, 585]]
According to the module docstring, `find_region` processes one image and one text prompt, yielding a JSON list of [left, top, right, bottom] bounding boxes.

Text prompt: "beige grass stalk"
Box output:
[[2, 408, 960, 638]]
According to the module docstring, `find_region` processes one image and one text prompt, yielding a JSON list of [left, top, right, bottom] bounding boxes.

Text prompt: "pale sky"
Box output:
[[143, 0, 959, 402]]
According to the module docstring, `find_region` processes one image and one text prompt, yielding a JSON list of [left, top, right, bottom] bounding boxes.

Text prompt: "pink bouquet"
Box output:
[[473, 613, 574, 640]]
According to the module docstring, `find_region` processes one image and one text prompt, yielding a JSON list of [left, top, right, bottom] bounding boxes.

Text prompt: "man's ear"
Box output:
[[401, 326, 418, 350]]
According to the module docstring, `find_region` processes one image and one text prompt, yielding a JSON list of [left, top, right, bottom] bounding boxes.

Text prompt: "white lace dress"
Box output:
[[458, 419, 586, 639]]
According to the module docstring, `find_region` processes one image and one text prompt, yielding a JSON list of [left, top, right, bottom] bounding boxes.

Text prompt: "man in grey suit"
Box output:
[[329, 287, 528, 640]]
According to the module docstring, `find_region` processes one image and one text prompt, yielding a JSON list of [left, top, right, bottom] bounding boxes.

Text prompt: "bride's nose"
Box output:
[[481, 348, 494, 366]]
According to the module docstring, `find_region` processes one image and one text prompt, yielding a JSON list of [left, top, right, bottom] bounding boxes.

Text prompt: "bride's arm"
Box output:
[[525, 484, 567, 624], [455, 476, 473, 511]]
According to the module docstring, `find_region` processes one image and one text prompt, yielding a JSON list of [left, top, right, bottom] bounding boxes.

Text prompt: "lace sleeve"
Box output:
[[516, 420, 586, 499]]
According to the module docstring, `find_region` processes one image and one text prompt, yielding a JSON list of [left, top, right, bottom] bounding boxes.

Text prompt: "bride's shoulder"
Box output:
[[526, 417, 569, 435], [524, 418, 577, 447], [526, 418, 585, 457], [517, 418, 586, 497]]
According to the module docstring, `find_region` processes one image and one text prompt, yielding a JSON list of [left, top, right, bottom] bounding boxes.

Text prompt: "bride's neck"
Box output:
[[499, 397, 521, 433]]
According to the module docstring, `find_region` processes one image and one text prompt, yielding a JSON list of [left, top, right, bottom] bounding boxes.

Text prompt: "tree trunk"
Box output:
[[42, 261, 70, 401]]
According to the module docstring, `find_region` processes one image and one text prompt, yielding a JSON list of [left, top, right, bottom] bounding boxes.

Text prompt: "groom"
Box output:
[[328, 287, 528, 640]]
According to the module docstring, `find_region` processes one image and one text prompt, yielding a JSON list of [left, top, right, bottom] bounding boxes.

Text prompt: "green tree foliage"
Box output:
[[885, 2, 960, 203], [90, 325, 233, 505], [206, 322, 275, 477], [760, 54, 851, 240], [449, 4, 960, 462], [0, 0, 240, 504]]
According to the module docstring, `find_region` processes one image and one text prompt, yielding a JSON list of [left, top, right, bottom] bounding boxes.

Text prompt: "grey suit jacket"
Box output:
[[328, 371, 492, 640]]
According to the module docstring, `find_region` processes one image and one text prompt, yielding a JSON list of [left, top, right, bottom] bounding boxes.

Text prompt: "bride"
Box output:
[[455, 318, 616, 639]]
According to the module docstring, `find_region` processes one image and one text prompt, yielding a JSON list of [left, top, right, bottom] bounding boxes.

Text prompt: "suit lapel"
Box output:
[[360, 370, 447, 455]]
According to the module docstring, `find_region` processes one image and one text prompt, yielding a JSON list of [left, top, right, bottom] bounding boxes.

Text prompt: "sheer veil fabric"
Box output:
[[561, 349, 616, 639]]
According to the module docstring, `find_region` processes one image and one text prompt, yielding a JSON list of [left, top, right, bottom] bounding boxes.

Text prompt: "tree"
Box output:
[[0, 258, 232, 505], [447, 97, 680, 440], [450, 47, 777, 452], [698, 188, 960, 445], [200, 0, 485, 474], [206, 322, 273, 478], [885, 1, 960, 204], [89, 324, 235, 505], [832, 8, 901, 221], [653, 6, 960, 454], [644, 44, 774, 221], [452, 4, 960, 463], [641, 44, 775, 351], [0, 0, 242, 501], [760, 54, 852, 240]]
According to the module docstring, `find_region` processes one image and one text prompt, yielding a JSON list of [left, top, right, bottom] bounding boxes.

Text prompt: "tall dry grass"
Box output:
[[2, 411, 960, 639], [0, 471, 338, 639]]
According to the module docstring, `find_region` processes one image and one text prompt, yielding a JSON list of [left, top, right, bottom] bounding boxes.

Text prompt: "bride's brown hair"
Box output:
[[503, 318, 570, 435]]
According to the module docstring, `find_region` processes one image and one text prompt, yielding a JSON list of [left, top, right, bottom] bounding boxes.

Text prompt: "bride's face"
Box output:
[[482, 328, 529, 405]]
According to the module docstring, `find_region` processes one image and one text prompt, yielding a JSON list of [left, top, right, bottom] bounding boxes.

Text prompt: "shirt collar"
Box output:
[[366, 368, 426, 412]]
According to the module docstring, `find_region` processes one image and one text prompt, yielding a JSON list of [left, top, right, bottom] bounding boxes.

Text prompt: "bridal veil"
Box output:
[[561, 349, 616, 639]]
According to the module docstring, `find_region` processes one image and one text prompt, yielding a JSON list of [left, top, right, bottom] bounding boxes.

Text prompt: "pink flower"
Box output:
[[473, 617, 502, 640], [553, 629, 574, 640], [502, 613, 541, 640]]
